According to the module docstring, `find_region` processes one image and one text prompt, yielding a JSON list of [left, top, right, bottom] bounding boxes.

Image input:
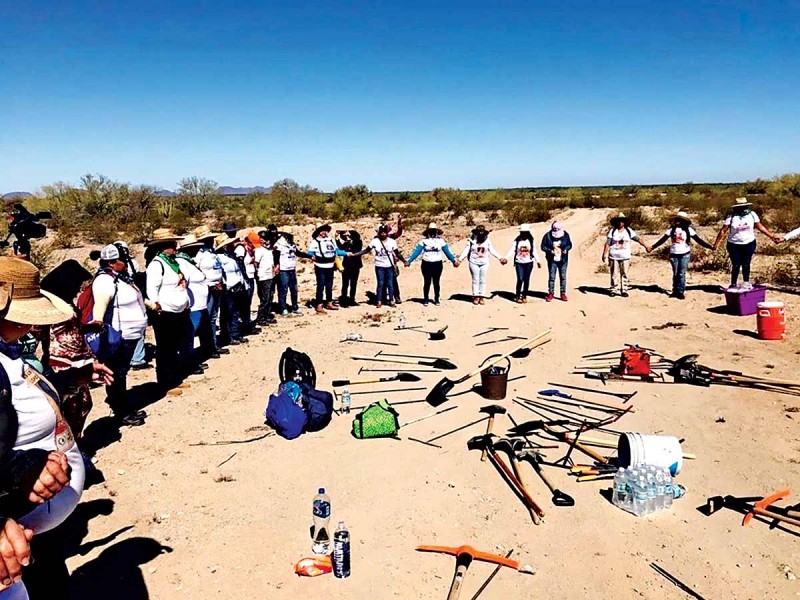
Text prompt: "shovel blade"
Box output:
[[426, 377, 455, 406]]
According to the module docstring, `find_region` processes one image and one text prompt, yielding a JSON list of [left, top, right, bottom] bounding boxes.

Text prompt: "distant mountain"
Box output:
[[154, 189, 177, 197], [2, 192, 33, 200], [217, 186, 271, 196]]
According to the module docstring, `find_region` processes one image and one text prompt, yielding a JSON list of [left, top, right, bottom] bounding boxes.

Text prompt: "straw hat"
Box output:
[[610, 212, 629, 225], [313, 223, 332, 238], [145, 228, 183, 247], [0, 257, 73, 325], [519, 224, 531, 233], [179, 234, 205, 250], [673, 210, 692, 224], [425, 222, 443, 235], [214, 233, 237, 251], [193, 225, 217, 241], [732, 197, 752, 208]]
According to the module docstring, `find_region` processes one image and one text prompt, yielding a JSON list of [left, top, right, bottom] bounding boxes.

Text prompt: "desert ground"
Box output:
[[63, 208, 799, 599]]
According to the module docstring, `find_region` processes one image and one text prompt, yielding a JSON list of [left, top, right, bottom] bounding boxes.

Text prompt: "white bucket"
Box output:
[[618, 432, 684, 476]]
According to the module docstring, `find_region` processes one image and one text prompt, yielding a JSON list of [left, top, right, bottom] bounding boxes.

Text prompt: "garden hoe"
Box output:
[[426, 330, 552, 406], [705, 489, 800, 529], [416, 544, 534, 600], [332, 372, 422, 387]]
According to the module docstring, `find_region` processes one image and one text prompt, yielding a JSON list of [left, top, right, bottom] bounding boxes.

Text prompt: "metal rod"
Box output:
[[348, 386, 426, 396]]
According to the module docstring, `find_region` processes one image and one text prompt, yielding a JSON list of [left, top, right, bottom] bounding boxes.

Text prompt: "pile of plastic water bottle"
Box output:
[[612, 465, 683, 516]]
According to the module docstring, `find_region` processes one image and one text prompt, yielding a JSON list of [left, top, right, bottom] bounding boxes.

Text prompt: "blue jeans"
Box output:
[[547, 257, 568, 295], [315, 266, 334, 304], [670, 253, 691, 295], [375, 266, 395, 303], [221, 288, 243, 341], [279, 270, 298, 311], [130, 336, 146, 366], [105, 337, 140, 415], [207, 287, 221, 350], [515, 262, 534, 296], [190, 308, 215, 359]]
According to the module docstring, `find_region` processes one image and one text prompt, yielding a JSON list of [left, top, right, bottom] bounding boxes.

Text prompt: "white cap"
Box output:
[[113, 240, 129, 249], [100, 244, 120, 261]]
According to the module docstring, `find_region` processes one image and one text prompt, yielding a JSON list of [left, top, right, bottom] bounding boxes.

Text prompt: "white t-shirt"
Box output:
[[724, 212, 760, 245], [1, 353, 85, 535], [217, 253, 244, 288], [177, 256, 209, 311], [552, 239, 564, 263], [368, 237, 398, 269], [664, 226, 697, 255], [459, 238, 501, 266], [505, 239, 539, 264], [195, 247, 224, 285], [415, 238, 449, 262], [254, 246, 276, 280], [275, 239, 298, 271], [607, 227, 639, 261], [308, 238, 338, 269], [92, 273, 148, 340], [146, 256, 190, 313], [234, 244, 256, 279]]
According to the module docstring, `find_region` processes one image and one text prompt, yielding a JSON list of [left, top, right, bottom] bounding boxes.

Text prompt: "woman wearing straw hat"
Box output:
[[177, 235, 217, 362], [458, 225, 506, 305], [649, 211, 714, 299], [713, 197, 780, 288], [145, 228, 197, 391], [601, 212, 651, 297], [407, 223, 459, 306], [349, 225, 408, 308], [193, 225, 228, 356], [274, 227, 312, 316], [307, 224, 348, 314], [0, 258, 85, 598], [504, 224, 542, 304], [214, 234, 249, 345]]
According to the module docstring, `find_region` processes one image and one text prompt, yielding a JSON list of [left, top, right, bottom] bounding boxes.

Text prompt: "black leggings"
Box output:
[[341, 267, 360, 300], [727, 240, 756, 286], [421, 261, 443, 302]]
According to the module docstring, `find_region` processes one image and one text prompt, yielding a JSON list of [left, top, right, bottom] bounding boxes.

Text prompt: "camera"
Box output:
[[1, 203, 52, 259]]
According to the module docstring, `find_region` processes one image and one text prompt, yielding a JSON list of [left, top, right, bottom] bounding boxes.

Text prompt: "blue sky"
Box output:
[[1, 1, 798, 193]]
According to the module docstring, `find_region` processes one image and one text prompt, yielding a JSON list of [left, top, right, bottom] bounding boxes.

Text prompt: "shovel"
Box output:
[[426, 330, 552, 407], [399, 325, 449, 340], [351, 355, 458, 370], [332, 372, 422, 387]]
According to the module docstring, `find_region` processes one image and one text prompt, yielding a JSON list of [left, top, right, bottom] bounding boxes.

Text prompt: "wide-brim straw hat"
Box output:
[[519, 224, 531, 233], [673, 210, 692, 224], [193, 225, 217, 241], [471, 225, 489, 236], [610, 212, 629, 225], [145, 228, 184, 247], [179, 234, 204, 250], [214, 233, 237, 251], [0, 257, 73, 325], [313, 223, 332, 238], [425, 222, 443, 235], [732, 197, 752, 208]]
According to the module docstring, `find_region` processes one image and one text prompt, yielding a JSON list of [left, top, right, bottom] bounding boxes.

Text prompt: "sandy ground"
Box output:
[[64, 208, 799, 599]]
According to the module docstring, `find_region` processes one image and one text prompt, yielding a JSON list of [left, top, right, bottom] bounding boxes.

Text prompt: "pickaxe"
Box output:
[[517, 448, 575, 507], [416, 544, 534, 600], [508, 419, 609, 465], [478, 405, 506, 462], [493, 437, 545, 524], [706, 489, 800, 529]]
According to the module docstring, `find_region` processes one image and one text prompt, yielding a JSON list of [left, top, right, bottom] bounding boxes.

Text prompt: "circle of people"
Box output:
[[1, 195, 799, 598]]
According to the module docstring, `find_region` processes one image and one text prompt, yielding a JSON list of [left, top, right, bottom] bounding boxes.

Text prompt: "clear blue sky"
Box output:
[[1, 1, 798, 193]]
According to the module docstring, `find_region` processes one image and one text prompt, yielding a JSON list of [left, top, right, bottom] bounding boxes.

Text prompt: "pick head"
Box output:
[[493, 437, 525, 455], [467, 434, 496, 452], [479, 404, 507, 416]]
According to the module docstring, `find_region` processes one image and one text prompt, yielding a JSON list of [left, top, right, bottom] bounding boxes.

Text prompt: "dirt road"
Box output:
[[68, 208, 799, 599]]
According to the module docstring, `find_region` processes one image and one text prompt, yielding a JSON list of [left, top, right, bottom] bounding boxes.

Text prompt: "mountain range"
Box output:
[[3, 186, 272, 200]]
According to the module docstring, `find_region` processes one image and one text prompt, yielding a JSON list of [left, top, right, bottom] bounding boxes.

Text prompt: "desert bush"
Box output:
[[696, 208, 720, 226], [769, 173, 800, 202], [623, 206, 662, 234], [28, 241, 57, 272], [370, 196, 393, 221], [329, 185, 370, 220], [504, 201, 551, 225], [176, 176, 220, 216], [689, 247, 730, 273], [762, 256, 800, 287], [432, 188, 470, 218]]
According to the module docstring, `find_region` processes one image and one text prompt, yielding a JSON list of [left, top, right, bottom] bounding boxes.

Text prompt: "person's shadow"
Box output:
[[577, 285, 613, 297], [70, 537, 173, 599]]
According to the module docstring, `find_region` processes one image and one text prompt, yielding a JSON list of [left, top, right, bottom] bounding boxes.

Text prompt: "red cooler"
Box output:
[[756, 301, 785, 341]]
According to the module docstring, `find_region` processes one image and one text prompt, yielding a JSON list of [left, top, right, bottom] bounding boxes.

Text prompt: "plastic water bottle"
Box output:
[[612, 468, 629, 508], [332, 521, 351, 578], [312, 488, 331, 554], [664, 472, 675, 508], [341, 389, 352, 414], [632, 476, 649, 516], [654, 469, 667, 510], [645, 472, 657, 514], [398, 313, 407, 329]]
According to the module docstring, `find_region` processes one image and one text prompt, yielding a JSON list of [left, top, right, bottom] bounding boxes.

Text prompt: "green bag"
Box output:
[[351, 400, 400, 439]]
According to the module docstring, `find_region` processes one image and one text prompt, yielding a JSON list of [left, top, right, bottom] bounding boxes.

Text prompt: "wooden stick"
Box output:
[[462, 330, 552, 380], [563, 433, 697, 460]]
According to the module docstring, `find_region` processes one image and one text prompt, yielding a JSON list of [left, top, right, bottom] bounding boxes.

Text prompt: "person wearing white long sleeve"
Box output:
[[176, 235, 217, 364], [778, 226, 800, 243], [144, 228, 196, 391], [505, 224, 542, 303], [192, 225, 228, 356], [458, 225, 506, 305]]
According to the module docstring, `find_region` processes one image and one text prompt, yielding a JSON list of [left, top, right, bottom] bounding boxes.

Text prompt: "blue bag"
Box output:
[[265, 382, 308, 440], [83, 274, 122, 363], [301, 384, 333, 432]]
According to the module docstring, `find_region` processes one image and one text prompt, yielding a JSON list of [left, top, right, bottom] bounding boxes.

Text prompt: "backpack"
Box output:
[[279, 347, 316, 387], [301, 384, 333, 432], [609, 227, 634, 240], [265, 382, 308, 440], [351, 400, 400, 439], [76, 270, 118, 326]]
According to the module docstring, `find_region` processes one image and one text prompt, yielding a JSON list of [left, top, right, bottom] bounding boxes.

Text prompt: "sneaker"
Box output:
[[282, 309, 289, 316], [609, 290, 617, 297], [522, 296, 528, 303], [478, 297, 485, 305], [316, 305, 327, 314], [423, 301, 429, 307], [676, 292, 685, 300], [515, 296, 524, 304], [434, 299, 441, 306], [742, 281, 753, 290], [120, 413, 145, 427], [348, 299, 359, 306], [217, 348, 230, 355], [190, 367, 205, 375], [546, 294, 554, 302], [561, 294, 568, 302], [228, 339, 241, 346], [292, 309, 303, 316], [395, 298, 402, 304], [621, 291, 629, 298], [210, 352, 221, 359], [388, 301, 396, 308], [472, 297, 479, 305], [130, 362, 152, 371]]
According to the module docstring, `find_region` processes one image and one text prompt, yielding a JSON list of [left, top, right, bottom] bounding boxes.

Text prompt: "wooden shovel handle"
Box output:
[[751, 507, 800, 528], [563, 433, 697, 460], [546, 425, 608, 464], [351, 355, 420, 366], [463, 330, 552, 381]]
